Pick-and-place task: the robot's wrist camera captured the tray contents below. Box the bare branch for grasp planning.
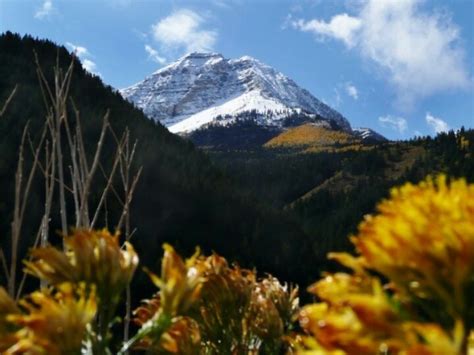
[34,52,55,107]
[115,166,142,233]
[77,110,109,227]
[98,162,124,206]
[0,85,18,117]
[16,223,44,300]
[9,122,48,296]
[9,123,28,296]
[91,134,126,229]
[0,249,9,282]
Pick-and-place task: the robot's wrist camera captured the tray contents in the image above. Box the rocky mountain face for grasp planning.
[121,52,352,134]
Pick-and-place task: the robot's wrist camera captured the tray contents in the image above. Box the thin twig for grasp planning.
[0,85,18,117]
[34,52,55,110]
[116,167,142,233]
[77,111,109,227]
[9,122,47,297]
[16,224,43,300]
[9,123,28,296]
[0,249,9,282]
[91,134,126,229]
[36,56,70,238]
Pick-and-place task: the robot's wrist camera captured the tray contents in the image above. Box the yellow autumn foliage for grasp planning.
[264,124,366,153]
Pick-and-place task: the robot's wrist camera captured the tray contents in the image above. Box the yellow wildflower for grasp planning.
[298,272,464,354]
[352,176,474,321]
[132,249,298,353]
[122,245,205,353]
[258,276,299,332]
[299,273,406,354]
[189,254,298,353]
[5,283,96,354]
[25,229,139,306]
[133,292,162,328]
[145,244,204,317]
[134,316,201,354]
[0,287,19,332]
[297,176,473,355]
[0,287,20,352]
[402,320,465,355]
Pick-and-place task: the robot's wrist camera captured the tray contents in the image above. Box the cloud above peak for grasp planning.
[378,115,408,134]
[426,113,449,133]
[66,42,99,75]
[145,45,166,64]
[151,9,217,53]
[35,0,55,20]
[292,13,361,47]
[345,82,359,100]
[291,0,470,109]
[66,42,89,57]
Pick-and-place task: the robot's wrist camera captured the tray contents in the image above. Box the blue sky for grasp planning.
[1,0,473,139]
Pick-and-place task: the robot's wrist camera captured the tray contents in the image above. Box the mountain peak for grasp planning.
[235,55,260,63]
[121,53,352,133]
[180,52,224,60]
[153,52,224,75]
[353,127,387,142]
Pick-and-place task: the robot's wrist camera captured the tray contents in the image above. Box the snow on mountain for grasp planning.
[121,52,352,133]
[353,127,387,142]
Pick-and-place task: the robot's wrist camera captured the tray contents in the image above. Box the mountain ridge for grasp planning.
[121,52,352,133]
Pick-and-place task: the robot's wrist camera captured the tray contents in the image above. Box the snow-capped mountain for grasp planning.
[353,127,387,142]
[121,52,352,134]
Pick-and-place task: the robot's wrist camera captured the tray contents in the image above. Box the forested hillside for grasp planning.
[206,129,474,272]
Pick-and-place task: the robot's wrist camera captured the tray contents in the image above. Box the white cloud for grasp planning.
[151,9,217,53]
[82,59,97,73]
[66,42,98,75]
[291,0,470,108]
[35,0,54,20]
[292,13,362,47]
[378,115,408,134]
[345,82,359,100]
[66,42,89,57]
[426,112,449,133]
[145,45,166,64]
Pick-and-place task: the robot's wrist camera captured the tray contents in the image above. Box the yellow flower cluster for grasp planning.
[125,244,205,353]
[23,229,139,352]
[298,270,465,354]
[298,176,474,354]
[0,288,20,352]
[25,229,139,304]
[145,244,204,318]
[2,283,96,354]
[129,245,299,354]
[354,176,474,319]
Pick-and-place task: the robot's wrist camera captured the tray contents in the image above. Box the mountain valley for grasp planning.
[1,33,473,296]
